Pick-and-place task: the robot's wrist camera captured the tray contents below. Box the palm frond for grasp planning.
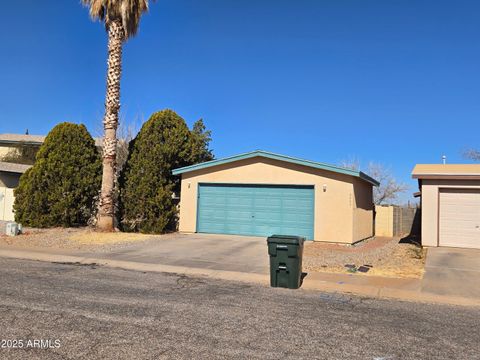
[81,0,151,39]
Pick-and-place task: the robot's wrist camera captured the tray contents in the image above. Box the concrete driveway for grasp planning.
[85,233,270,274]
[422,247,480,299]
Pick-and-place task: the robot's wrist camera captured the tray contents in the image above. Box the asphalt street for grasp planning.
[0,257,478,360]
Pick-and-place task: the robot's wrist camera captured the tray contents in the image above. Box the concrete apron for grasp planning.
[422,247,480,300]
[0,247,478,308]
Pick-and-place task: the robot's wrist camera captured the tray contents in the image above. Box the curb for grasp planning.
[0,248,269,285]
[0,248,478,307]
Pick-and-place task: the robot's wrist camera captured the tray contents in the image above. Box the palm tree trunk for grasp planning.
[97,19,124,231]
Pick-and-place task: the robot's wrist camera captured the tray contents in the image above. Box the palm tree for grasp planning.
[82,0,151,231]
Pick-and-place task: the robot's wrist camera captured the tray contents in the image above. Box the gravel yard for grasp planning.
[303,236,426,279]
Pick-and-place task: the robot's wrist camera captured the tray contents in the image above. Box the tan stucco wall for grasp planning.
[374,206,394,237]
[351,178,374,242]
[421,179,480,247]
[0,146,14,159]
[177,157,374,243]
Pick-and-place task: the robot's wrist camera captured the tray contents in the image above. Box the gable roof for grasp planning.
[172,150,379,186]
[0,134,46,145]
[412,164,480,179]
[0,133,103,148]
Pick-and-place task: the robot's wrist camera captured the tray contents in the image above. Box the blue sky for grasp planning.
[1,0,479,202]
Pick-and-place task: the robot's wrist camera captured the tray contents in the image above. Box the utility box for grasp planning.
[5,222,19,236]
[267,235,305,289]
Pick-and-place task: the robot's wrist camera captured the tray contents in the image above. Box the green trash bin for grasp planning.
[267,235,305,289]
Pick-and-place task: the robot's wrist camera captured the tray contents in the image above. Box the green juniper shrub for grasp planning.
[13,123,102,227]
[119,109,214,233]
[190,118,214,164]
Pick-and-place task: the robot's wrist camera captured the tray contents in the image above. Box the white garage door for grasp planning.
[439,189,480,249]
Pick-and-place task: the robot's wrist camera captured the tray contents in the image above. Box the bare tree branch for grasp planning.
[463,148,480,161]
[339,156,361,171]
[115,120,138,174]
[366,162,409,205]
[340,158,409,205]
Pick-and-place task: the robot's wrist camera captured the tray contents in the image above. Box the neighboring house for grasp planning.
[0,133,45,161]
[172,150,379,243]
[0,134,45,222]
[0,133,103,159]
[0,162,31,221]
[412,164,480,249]
[0,133,103,222]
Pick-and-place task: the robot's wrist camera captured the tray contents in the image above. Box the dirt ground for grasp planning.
[303,236,426,279]
[0,226,157,251]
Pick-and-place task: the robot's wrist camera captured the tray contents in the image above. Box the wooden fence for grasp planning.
[375,205,420,238]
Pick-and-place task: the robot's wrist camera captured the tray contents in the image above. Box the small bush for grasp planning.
[119,109,213,233]
[14,123,102,227]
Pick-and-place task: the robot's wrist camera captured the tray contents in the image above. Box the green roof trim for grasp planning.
[172,150,380,186]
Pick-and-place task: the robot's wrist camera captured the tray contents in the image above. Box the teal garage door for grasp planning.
[197,184,314,239]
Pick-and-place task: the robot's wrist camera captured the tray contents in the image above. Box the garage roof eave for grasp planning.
[412,174,480,180]
[359,172,380,187]
[172,150,380,186]
[412,164,480,179]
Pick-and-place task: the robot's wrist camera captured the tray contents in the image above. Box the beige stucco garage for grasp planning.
[412,164,480,249]
[173,151,379,244]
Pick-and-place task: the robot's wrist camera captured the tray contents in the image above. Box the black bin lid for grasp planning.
[267,235,305,245]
